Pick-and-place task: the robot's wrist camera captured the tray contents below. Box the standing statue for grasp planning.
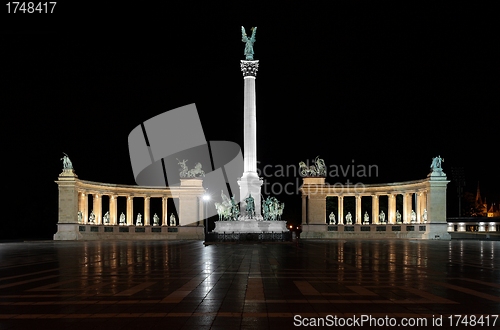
[153,213,159,226]
[88,211,96,224]
[245,194,255,219]
[77,211,83,223]
[329,212,336,225]
[410,210,417,223]
[363,211,370,224]
[379,210,386,224]
[170,213,176,226]
[396,210,402,224]
[230,196,240,221]
[136,213,142,226]
[345,212,353,225]
[177,159,189,178]
[119,212,126,225]
[430,155,444,171]
[60,153,73,169]
[242,26,257,60]
[422,209,428,223]
[103,211,110,224]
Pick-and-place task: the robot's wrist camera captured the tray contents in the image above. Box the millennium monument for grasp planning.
[213,26,287,234]
[53,28,471,241]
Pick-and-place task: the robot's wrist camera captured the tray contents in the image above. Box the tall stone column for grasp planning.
[338,196,344,225]
[162,197,168,226]
[416,192,421,223]
[110,195,117,225]
[372,195,379,224]
[144,196,150,226]
[93,194,102,225]
[355,195,362,224]
[126,196,134,226]
[388,194,396,224]
[238,60,263,219]
[402,193,410,223]
[78,192,87,224]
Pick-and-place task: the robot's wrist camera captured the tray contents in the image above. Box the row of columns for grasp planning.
[303,191,428,225]
[78,192,172,226]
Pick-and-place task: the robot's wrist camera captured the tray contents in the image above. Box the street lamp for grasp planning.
[203,192,210,236]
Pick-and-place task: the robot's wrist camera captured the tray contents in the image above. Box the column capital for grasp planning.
[240,60,259,77]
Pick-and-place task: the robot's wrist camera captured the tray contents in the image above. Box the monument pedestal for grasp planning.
[214,220,287,233]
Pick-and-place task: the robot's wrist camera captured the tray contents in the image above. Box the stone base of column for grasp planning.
[54,223,83,240]
[421,223,451,240]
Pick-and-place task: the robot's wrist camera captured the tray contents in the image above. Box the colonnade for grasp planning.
[300,176,448,226]
[55,168,206,235]
[77,192,176,226]
[315,191,428,225]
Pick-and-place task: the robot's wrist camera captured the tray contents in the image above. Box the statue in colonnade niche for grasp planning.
[136,213,142,226]
[88,211,95,224]
[396,210,402,224]
[411,210,417,223]
[422,209,428,223]
[153,213,159,226]
[345,212,353,225]
[119,212,126,225]
[363,211,370,224]
[379,210,386,224]
[329,212,336,225]
[77,211,82,223]
[170,213,176,226]
[103,211,110,224]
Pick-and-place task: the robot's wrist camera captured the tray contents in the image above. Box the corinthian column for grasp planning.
[238,60,263,219]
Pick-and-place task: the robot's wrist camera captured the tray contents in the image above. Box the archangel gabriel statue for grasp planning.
[241,26,257,60]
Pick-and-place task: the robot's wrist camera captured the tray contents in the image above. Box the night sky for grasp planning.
[2,3,498,239]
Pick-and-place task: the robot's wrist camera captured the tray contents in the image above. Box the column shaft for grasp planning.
[144,197,150,226]
[388,194,396,224]
[93,194,102,225]
[355,195,362,224]
[110,195,117,225]
[162,197,168,226]
[338,196,344,225]
[126,196,133,225]
[372,195,379,224]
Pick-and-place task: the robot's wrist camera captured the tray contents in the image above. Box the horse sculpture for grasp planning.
[299,156,326,177]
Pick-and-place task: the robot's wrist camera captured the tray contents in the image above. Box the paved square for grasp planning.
[0,239,498,329]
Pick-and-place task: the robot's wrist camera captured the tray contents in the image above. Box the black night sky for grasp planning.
[2,3,498,239]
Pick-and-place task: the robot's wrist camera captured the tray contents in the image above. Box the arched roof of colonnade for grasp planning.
[74,179,205,198]
[300,178,431,196]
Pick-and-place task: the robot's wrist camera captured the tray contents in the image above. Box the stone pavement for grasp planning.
[0,239,498,329]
